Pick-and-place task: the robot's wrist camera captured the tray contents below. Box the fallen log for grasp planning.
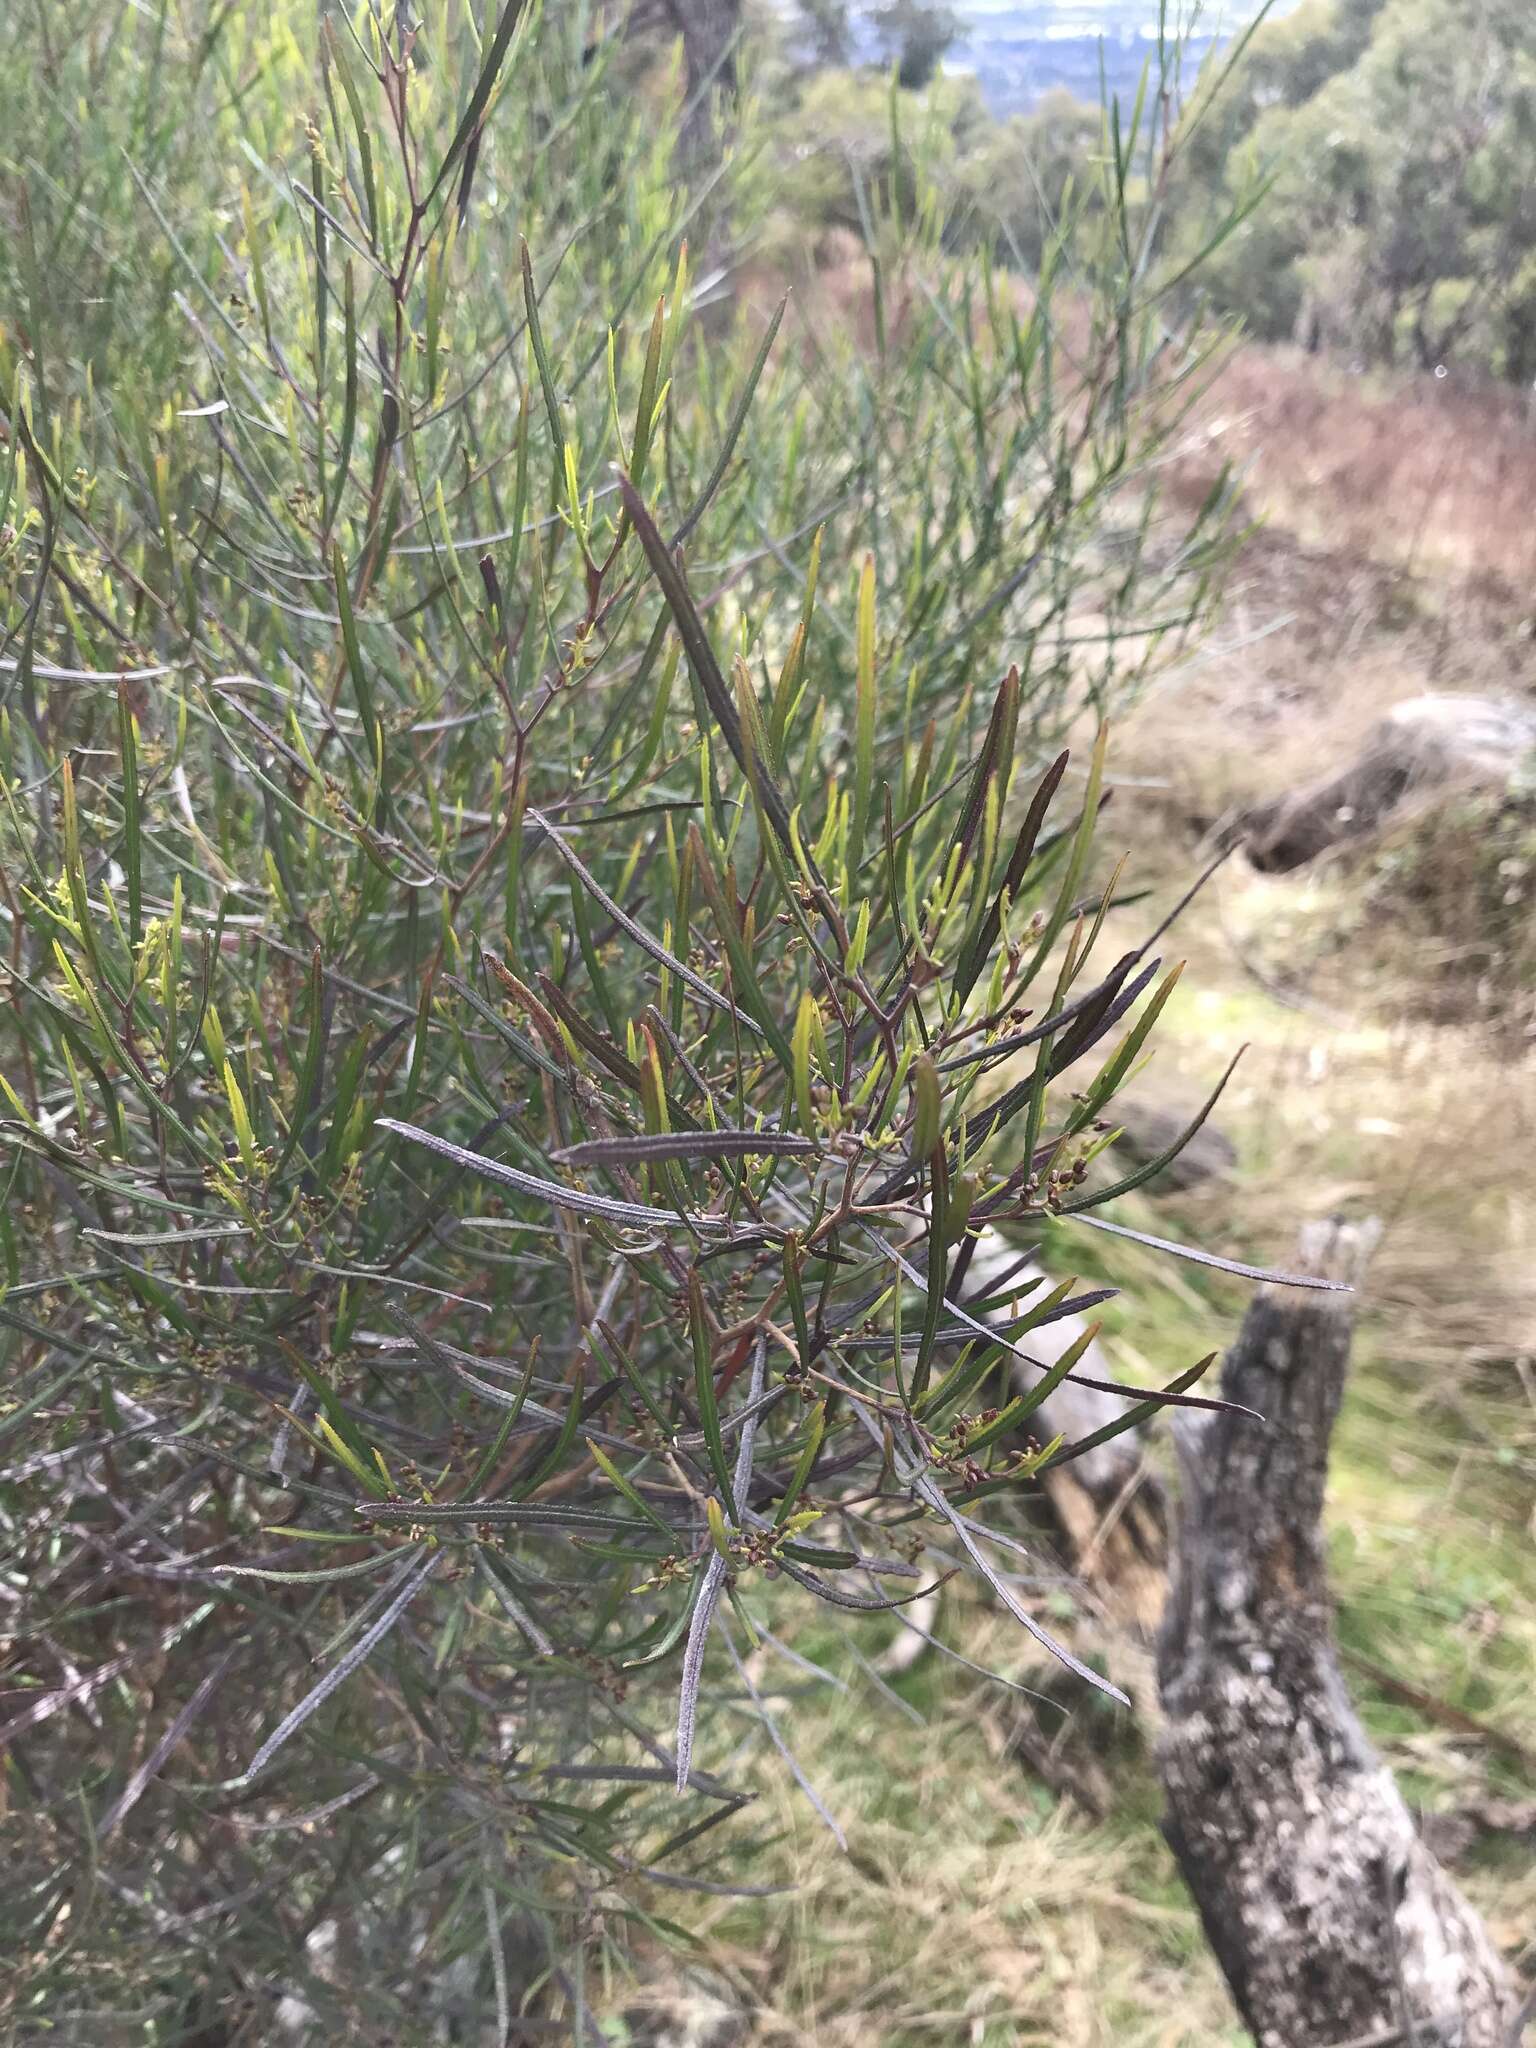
[1157,1218,1519,2047]
[1113,1097,1237,1194]
[1238,694,1536,874]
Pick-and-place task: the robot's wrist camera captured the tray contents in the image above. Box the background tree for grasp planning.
[873,0,962,91]
[623,0,743,161]
[957,89,1107,270]
[1167,0,1536,380]
[792,0,855,70]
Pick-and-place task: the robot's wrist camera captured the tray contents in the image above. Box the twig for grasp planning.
[1341,1648,1536,1778]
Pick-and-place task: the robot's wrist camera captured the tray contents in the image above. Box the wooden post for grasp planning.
[1157,1220,1517,2046]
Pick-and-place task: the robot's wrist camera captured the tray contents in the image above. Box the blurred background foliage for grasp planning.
[772,0,1536,384]
[1162,0,1536,379]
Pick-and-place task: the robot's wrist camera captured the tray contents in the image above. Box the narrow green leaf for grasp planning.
[117,684,142,949]
[622,481,800,865]
[772,1401,826,1527]
[588,1441,677,1539]
[1061,1050,1243,1211]
[687,1271,736,1520]
[426,0,529,210]
[848,554,877,877]
[1046,1355,1219,1470]
[521,238,564,471]
[672,295,786,549]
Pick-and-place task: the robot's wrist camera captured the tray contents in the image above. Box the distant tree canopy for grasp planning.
[956,89,1107,269]
[1167,0,1536,382]
[873,0,962,90]
[762,63,1103,276]
[764,0,1536,385]
[791,0,856,70]
[763,6,1104,265]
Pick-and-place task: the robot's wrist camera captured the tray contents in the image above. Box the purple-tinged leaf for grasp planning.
[1065,1212,1352,1290]
[378,1118,748,1236]
[240,1552,439,1783]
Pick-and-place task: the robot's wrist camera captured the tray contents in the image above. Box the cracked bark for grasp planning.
[1157,1219,1517,2048]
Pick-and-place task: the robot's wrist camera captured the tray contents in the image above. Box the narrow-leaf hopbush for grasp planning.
[0,3,1284,2034]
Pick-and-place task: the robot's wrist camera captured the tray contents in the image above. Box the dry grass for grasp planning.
[1091,884,1536,1375]
[1123,342,1536,1035]
[612,1592,1244,2048]
[1165,342,1536,595]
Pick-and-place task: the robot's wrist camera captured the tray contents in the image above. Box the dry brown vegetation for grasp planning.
[1115,334,1536,1440]
[1166,341,1536,595]
[1126,337,1536,1033]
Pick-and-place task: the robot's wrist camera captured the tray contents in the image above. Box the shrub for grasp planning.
[1344,782,1536,1033]
[1,4,1247,2035]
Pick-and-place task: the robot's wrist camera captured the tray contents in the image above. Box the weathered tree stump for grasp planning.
[1157,1219,1519,2048]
